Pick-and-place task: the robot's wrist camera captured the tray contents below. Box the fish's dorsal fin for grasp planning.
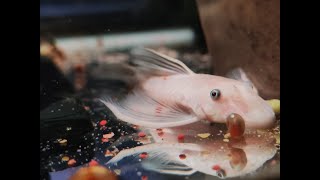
[130,48,195,76]
[225,67,259,94]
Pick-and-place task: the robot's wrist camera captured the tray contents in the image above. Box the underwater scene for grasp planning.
[40,0,280,179]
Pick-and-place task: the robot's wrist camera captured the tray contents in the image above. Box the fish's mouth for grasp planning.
[226,113,246,138]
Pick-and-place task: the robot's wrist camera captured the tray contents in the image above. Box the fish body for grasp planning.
[101,48,275,129]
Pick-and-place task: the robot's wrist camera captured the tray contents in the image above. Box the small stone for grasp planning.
[61,156,69,162]
[226,113,245,138]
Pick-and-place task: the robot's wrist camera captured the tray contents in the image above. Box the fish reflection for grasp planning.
[228,148,247,171]
[107,121,277,178]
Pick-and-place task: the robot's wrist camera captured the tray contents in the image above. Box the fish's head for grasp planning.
[199,77,275,129]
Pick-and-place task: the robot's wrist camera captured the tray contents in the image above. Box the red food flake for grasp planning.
[89,160,99,166]
[141,175,148,180]
[212,165,221,171]
[177,134,185,142]
[99,120,107,126]
[179,154,186,159]
[102,138,109,142]
[67,159,76,166]
[138,132,146,138]
[139,152,148,159]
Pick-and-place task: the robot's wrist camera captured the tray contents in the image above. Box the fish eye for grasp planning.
[210,89,221,100]
[217,169,226,178]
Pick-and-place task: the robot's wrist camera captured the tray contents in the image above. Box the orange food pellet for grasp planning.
[100,120,107,126]
[68,159,77,166]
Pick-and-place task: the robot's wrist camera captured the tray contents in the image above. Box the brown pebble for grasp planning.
[226,113,245,138]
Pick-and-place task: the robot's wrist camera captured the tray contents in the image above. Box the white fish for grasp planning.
[100,48,275,129]
[107,121,277,178]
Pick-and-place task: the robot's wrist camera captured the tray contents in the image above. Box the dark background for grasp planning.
[40,0,207,50]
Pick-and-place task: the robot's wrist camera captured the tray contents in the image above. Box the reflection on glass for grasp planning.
[106,121,277,179]
[228,147,247,171]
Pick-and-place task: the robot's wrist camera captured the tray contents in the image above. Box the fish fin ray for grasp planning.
[130,48,195,76]
[225,67,258,94]
[100,88,199,128]
[107,143,201,175]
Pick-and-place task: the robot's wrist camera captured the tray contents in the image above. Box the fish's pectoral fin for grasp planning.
[130,48,195,76]
[107,143,201,176]
[141,151,196,176]
[142,162,197,176]
[100,88,199,128]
